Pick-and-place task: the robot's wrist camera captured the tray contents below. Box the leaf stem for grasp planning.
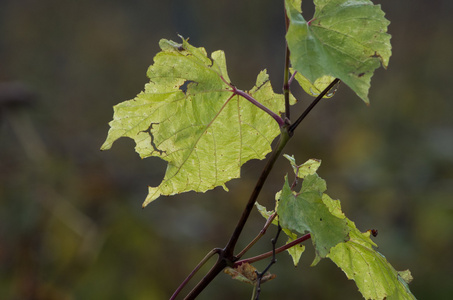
[224,129,290,257]
[233,88,285,127]
[183,254,228,300]
[288,70,297,86]
[254,225,282,299]
[288,78,340,135]
[234,233,311,267]
[219,75,285,127]
[235,213,277,260]
[183,129,291,299]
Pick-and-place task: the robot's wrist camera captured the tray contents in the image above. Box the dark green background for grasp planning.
[1,0,452,299]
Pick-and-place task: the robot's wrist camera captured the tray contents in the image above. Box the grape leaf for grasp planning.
[284,230,306,267]
[327,218,416,299]
[278,155,350,263]
[256,156,326,266]
[283,154,321,178]
[285,0,391,103]
[255,202,277,224]
[277,174,350,263]
[258,155,415,298]
[101,37,290,206]
[274,155,415,298]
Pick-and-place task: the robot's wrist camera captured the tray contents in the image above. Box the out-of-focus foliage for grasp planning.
[1,0,452,299]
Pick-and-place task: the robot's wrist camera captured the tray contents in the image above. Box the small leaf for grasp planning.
[255,202,274,220]
[283,154,321,178]
[255,202,278,225]
[285,0,391,103]
[101,37,290,206]
[284,230,306,266]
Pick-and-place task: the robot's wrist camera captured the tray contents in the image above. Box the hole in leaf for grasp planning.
[140,122,165,155]
[179,80,197,95]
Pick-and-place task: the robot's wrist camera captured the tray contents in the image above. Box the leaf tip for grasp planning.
[221,183,229,192]
[310,254,322,267]
[142,186,162,207]
[100,140,112,151]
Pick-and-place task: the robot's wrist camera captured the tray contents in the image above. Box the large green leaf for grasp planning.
[101,37,288,206]
[285,0,391,103]
[277,174,350,262]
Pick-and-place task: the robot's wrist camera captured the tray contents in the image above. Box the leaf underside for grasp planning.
[285,0,392,103]
[101,37,290,206]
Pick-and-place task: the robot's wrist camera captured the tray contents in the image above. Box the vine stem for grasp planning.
[283,3,291,120]
[235,213,277,260]
[223,129,290,257]
[230,79,339,260]
[289,78,340,134]
[178,5,338,294]
[183,129,291,299]
[254,224,282,299]
[180,79,339,299]
[170,248,221,300]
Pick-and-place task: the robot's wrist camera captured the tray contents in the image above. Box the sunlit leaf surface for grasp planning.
[328,219,416,299]
[102,37,288,206]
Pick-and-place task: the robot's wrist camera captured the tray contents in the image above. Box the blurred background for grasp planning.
[1,0,452,299]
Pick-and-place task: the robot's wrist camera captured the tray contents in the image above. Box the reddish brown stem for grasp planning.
[234,233,311,267]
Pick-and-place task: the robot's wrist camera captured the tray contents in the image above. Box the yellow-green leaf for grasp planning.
[328,220,416,299]
[101,37,290,206]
